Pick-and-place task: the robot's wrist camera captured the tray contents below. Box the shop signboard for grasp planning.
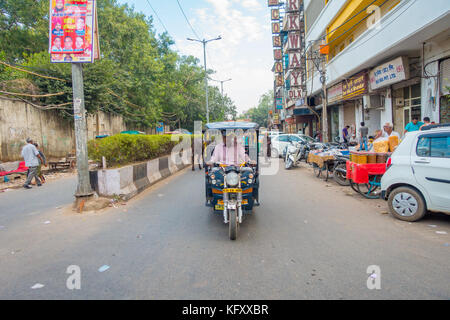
[271,9,280,20]
[276,98,283,110]
[286,0,300,12]
[369,56,410,91]
[286,33,301,51]
[327,82,343,104]
[288,88,303,100]
[273,49,282,60]
[273,35,282,47]
[268,0,280,6]
[288,52,302,69]
[272,22,280,34]
[283,14,300,31]
[342,72,368,100]
[274,61,283,74]
[49,0,98,63]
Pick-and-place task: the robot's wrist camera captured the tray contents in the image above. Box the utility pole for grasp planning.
[320,57,329,143]
[72,63,93,204]
[187,36,222,123]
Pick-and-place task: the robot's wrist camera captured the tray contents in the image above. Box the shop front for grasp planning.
[369,56,413,134]
[342,71,368,136]
[327,82,344,142]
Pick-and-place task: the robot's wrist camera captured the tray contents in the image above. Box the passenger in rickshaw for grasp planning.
[207,130,259,205]
[209,131,252,166]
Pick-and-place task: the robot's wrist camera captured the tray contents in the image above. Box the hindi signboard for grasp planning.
[369,56,409,91]
[342,73,368,100]
[49,0,98,63]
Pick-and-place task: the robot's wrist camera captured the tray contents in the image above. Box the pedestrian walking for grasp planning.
[342,126,350,143]
[34,143,47,183]
[21,138,44,189]
[191,135,203,171]
[359,122,369,151]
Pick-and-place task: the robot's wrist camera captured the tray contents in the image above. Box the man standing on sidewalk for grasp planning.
[21,138,44,189]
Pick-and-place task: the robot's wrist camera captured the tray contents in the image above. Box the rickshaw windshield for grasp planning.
[203,122,259,167]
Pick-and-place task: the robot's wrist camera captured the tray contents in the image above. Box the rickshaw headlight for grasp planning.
[212,180,217,185]
[248,179,253,184]
[249,173,254,179]
[225,172,239,187]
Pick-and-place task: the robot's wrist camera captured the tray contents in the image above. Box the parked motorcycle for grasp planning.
[332,154,350,186]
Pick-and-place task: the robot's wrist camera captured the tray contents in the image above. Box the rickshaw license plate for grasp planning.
[215,205,224,210]
[223,188,242,193]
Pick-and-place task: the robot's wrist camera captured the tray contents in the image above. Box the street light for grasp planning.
[210,78,232,97]
[187,36,222,123]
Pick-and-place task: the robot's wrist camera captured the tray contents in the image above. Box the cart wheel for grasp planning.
[356,175,382,199]
[229,208,238,240]
[350,180,360,193]
[313,163,322,178]
[333,163,350,186]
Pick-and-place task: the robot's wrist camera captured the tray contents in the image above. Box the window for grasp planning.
[417,135,450,158]
[278,135,289,142]
[290,135,301,142]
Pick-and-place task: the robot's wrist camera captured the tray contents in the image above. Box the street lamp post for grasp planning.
[187,36,222,123]
[211,78,232,97]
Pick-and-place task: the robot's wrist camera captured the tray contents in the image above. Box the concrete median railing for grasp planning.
[89,153,190,200]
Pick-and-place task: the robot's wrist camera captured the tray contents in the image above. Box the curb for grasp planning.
[89,153,191,201]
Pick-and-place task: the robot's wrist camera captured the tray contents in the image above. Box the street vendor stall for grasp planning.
[308,149,348,182]
[346,151,391,198]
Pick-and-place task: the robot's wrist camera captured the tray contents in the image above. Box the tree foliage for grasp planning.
[0,0,236,131]
[240,90,273,127]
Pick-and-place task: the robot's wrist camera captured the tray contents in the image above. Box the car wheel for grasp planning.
[388,187,427,222]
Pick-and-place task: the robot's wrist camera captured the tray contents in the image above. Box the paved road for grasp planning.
[0,160,449,299]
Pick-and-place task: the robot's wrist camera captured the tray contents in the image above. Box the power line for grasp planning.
[145,0,170,35]
[144,0,180,51]
[176,0,201,40]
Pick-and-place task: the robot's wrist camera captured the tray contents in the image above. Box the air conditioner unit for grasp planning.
[366,95,384,110]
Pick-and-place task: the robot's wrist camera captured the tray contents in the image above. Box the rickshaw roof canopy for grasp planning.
[205,121,259,130]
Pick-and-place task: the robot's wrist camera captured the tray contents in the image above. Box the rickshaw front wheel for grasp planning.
[229,209,239,240]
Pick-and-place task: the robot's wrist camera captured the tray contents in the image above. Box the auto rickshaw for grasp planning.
[203,122,260,240]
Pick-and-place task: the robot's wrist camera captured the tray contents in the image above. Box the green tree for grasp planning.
[241,90,273,127]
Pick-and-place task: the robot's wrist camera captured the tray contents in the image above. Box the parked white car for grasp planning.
[381,124,450,222]
[271,134,314,158]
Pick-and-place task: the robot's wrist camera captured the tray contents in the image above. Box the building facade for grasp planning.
[302,0,450,141]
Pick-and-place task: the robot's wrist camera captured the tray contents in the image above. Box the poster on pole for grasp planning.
[49,0,98,63]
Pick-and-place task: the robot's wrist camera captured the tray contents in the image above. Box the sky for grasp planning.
[116,0,274,114]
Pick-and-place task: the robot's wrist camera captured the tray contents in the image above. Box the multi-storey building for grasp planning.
[302,0,450,141]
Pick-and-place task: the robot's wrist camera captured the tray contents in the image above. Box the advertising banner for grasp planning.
[49,0,97,63]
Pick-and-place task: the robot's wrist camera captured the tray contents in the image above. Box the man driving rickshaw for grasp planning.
[203,122,260,240]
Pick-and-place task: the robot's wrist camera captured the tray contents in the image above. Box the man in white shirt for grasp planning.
[21,138,44,189]
[382,122,400,139]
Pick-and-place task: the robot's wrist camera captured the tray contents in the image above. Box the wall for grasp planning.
[0,97,126,162]
[422,30,450,123]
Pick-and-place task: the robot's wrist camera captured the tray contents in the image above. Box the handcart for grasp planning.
[346,161,386,199]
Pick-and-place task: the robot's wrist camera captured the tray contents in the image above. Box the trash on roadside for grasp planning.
[158,194,164,197]
[380,211,389,215]
[44,221,51,224]
[436,231,448,235]
[137,235,142,239]
[444,243,449,247]
[428,225,437,228]
[0,226,5,230]
[98,265,110,272]
[31,283,45,289]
